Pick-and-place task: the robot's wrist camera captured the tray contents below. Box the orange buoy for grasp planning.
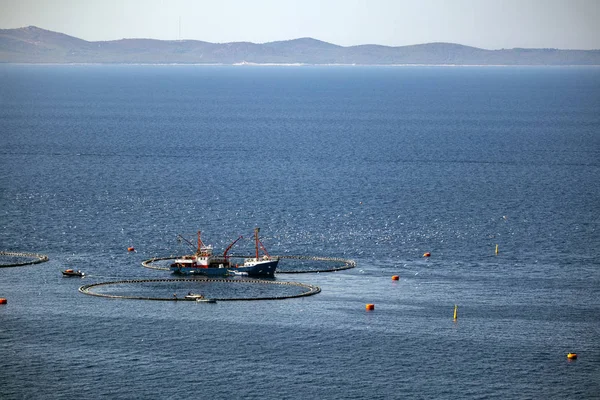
[567,353,577,360]
[366,303,375,311]
[423,252,431,257]
[0,298,7,305]
[391,275,399,281]
[127,247,135,252]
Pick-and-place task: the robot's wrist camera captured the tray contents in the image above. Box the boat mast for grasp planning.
[254,227,260,260]
[196,231,205,255]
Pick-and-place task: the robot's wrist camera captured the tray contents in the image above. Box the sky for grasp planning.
[1,0,599,50]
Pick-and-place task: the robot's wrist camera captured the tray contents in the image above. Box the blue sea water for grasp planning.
[1,64,599,399]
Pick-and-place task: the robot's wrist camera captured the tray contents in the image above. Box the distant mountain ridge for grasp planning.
[1,26,599,65]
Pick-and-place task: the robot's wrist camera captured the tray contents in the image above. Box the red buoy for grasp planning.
[392,275,399,281]
[423,252,431,257]
[127,247,135,252]
[0,298,7,305]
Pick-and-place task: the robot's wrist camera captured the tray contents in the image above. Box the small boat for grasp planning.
[196,298,217,303]
[183,293,216,303]
[62,269,84,277]
[170,228,278,277]
[184,292,205,300]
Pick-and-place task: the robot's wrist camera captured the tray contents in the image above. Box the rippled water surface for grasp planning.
[1,65,599,399]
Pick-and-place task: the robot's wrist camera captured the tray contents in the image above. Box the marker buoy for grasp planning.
[495,244,499,255]
[453,304,458,321]
[127,247,135,252]
[423,252,431,257]
[391,275,399,281]
[0,298,7,305]
[567,353,577,360]
[366,303,375,311]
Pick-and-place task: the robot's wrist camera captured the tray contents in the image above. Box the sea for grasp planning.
[1,64,599,399]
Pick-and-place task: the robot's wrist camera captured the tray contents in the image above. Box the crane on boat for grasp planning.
[223,235,243,259]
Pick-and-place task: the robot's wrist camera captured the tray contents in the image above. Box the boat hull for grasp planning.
[232,259,278,277]
[62,269,84,277]
[170,265,230,276]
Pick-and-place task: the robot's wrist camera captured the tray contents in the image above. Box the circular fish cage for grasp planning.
[142,255,355,273]
[0,251,49,268]
[79,278,321,301]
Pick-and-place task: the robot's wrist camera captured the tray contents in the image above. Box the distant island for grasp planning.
[1,26,599,65]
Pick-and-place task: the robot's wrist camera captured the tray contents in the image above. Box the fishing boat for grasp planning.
[170,228,278,277]
[230,228,279,277]
[170,231,235,276]
[62,269,84,277]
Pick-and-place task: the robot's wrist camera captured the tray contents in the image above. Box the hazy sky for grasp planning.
[1,0,599,49]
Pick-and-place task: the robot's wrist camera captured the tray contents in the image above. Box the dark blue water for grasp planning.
[1,65,599,399]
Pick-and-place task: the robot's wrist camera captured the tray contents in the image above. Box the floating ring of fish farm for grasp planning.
[0,251,49,268]
[79,278,321,301]
[141,255,356,273]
